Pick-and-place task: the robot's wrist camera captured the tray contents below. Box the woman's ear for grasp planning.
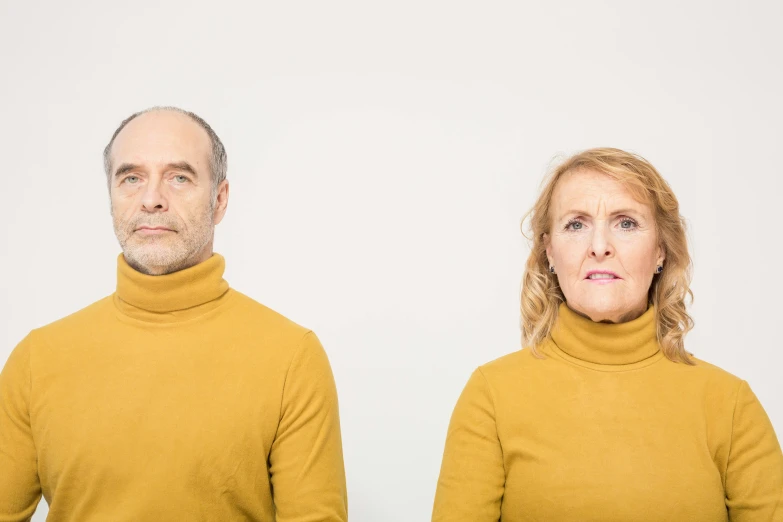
[544,233,553,267]
[656,243,666,267]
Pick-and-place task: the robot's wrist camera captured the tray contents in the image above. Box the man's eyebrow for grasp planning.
[113,162,199,178]
[114,163,141,178]
[165,162,199,177]
[557,208,644,220]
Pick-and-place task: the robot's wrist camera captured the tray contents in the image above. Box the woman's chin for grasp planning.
[566,298,634,323]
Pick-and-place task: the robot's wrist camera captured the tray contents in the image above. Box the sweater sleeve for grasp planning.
[0,334,42,522]
[725,380,783,521]
[269,331,348,522]
[432,368,505,522]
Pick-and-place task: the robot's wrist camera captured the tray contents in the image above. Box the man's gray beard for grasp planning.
[112,203,215,276]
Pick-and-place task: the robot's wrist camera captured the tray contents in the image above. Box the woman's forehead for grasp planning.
[552,169,651,216]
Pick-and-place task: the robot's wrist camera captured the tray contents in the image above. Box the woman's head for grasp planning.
[521,148,694,363]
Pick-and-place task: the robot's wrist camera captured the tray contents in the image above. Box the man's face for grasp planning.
[108,110,227,275]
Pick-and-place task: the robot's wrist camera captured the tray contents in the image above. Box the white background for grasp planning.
[1,1,781,520]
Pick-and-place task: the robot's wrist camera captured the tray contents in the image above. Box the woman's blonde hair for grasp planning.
[520,147,695,364]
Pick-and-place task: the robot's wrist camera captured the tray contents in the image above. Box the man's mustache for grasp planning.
[128,216,180,231]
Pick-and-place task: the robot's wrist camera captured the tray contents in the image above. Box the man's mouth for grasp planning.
[135,226,175,235]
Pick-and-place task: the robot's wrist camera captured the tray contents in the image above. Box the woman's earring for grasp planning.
[549,266,555,274]
[655,265,663,274]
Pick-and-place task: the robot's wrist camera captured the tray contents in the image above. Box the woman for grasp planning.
[432,148,783,521]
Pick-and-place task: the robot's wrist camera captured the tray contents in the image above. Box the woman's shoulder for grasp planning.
[475,348,746,395]
[475,346,546,383]
[660,355,749,402]
[666,354,744,384]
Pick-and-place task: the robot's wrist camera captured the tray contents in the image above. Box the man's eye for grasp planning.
[174,175,188,183]
[124,176,139,184]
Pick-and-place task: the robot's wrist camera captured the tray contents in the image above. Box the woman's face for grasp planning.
[544,169,665,323]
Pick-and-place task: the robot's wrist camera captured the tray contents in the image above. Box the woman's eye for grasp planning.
[566,220,583,231]
[620,219,638,230]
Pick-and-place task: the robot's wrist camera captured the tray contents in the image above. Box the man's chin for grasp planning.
[122,244,187,275]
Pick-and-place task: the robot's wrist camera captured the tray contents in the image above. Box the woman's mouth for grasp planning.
[585,271,621,283]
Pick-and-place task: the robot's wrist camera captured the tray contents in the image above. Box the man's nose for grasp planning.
[140,179,168,212]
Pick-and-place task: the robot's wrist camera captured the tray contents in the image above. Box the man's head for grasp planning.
[104,107,229,275]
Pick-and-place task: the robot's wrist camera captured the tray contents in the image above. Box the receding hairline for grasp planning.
[102,106,228,197]
[104,108,213,173]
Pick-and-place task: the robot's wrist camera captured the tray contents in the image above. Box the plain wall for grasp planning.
[1,1,781,520]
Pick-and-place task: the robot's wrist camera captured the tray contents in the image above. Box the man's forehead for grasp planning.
[111,110,211,162]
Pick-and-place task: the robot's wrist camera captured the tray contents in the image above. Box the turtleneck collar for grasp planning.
[113,253,232,323]
[548,302,661,367]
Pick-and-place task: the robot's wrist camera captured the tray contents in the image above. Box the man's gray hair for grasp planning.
[103,106,228,197]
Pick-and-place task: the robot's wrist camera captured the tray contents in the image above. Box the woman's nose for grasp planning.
[589,225,614,260]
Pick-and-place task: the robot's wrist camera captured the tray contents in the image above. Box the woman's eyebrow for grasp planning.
[557,208,644,220]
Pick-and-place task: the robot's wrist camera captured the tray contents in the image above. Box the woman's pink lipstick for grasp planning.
[585,270,621,284]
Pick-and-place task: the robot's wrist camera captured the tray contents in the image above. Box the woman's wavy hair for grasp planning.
[520,147,695,364]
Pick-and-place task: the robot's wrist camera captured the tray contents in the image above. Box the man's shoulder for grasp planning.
[227,290,313,342]
[11,296,115,356]
[33,295,115,337]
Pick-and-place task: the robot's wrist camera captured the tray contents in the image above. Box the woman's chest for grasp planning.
[496,379,729,521]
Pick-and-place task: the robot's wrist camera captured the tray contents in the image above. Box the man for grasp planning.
[0,107,348,521]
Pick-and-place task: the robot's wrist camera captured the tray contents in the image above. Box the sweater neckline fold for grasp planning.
[548,302,662,368]
[113,253,231,323]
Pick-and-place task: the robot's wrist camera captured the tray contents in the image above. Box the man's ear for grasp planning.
[213,179,230,225]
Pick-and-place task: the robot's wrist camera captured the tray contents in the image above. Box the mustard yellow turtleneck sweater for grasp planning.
[432,303,783,521]
[0,254,348,522]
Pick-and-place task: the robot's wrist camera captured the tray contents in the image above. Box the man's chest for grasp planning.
[30,339,285,503]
